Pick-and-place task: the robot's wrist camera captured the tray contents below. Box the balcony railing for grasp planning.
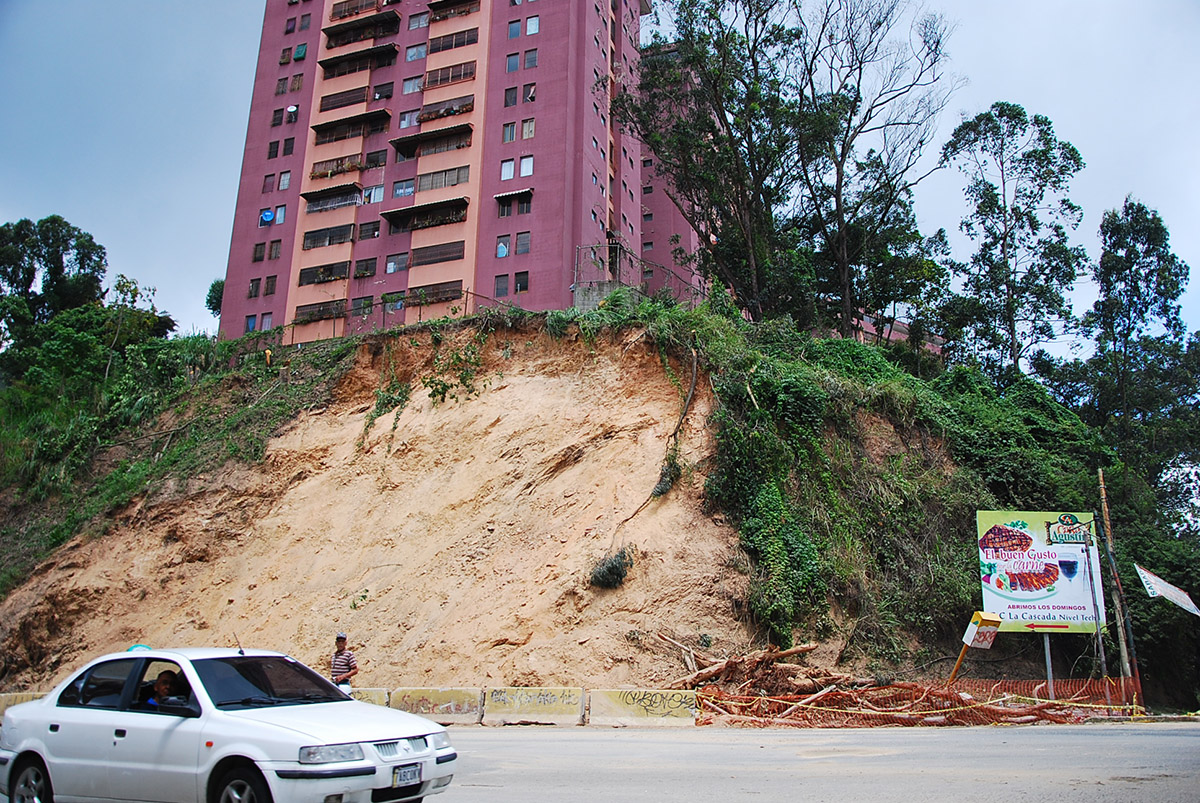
[310,154,364,179]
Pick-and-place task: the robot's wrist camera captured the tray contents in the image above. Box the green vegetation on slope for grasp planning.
[1,292,1196,707]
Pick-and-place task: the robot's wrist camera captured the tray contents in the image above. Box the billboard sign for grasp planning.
[977,511,1107,634]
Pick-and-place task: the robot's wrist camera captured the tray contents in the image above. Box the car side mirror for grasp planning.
[158,696,201,718]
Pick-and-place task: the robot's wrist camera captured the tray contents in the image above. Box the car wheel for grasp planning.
[11,758,54,803]
[215,767,273,803]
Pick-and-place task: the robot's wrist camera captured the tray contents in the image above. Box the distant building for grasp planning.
[220,0,702,344]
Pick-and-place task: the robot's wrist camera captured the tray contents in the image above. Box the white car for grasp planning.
[0,647,456,803]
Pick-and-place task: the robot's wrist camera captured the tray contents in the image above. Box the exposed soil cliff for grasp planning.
[0,327,761,691]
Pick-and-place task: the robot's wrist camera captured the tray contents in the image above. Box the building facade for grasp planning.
[220,0,700,344]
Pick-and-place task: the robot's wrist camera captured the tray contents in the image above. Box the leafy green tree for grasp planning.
[0,216,107,347]
[793,0,957,337]
[611,0,813,321]
[206,278,225,317]
[1087,197,1189,440]
[940,102,1087,377]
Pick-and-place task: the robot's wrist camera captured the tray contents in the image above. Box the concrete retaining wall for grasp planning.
[0,687,699,727]
[0,692,45,719]
[482,687,585,726]
[589,689,698,727]
[391,688,484,725]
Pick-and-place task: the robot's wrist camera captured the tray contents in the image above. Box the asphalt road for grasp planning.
[445,722,1200,803]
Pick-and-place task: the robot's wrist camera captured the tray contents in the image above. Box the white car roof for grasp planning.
[89,647,290,663]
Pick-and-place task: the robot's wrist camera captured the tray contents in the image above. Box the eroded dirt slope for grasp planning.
[0,327,755,691]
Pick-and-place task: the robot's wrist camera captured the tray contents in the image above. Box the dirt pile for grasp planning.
[0,327,758,691]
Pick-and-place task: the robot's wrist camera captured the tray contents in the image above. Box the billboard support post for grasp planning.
[1043,633,1055,700]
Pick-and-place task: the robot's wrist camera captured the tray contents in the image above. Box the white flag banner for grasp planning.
[1134,564,1200,618]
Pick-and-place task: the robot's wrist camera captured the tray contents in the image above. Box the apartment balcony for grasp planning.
[380,197,469,232]
[428,0,480,23]
[312,109,391,146]
[323,8,401,50]
[389,122,472,160]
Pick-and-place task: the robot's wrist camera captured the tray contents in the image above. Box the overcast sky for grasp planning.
[0,0,1196,344]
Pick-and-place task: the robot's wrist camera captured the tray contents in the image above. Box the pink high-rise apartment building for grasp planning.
[220,0,700,344]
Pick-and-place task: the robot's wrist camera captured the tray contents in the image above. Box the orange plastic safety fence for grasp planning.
[696,678,1143,728]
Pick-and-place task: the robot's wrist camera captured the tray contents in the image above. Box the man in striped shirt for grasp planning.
[331,632,358,692]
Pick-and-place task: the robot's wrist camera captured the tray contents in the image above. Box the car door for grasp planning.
[40,657,140,801]
[105,660,206,803]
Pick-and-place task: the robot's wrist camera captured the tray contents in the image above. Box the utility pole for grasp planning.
[1097,469,1143,705]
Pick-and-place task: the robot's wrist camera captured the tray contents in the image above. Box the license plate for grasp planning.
[393,763,421,786]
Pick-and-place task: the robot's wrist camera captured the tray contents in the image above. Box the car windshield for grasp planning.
[191,655,350,710]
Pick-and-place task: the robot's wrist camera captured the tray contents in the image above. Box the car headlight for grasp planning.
[428,731,452,750]
[299,743,364,764]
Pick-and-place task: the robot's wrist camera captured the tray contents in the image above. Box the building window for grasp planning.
[524,49,538,68]
[258,208,272,227]
[293,43,307,60]
[424,61,477,88]
[275,78,288,95]
[526,16,539,34]
[374,82,394,100]
[252,243,266,262]
[409,11,429,29]
[278,171,291,190]
[261,312,273,329]
[508,20,520,38]
[362,184,384,204]
[352,296,374,316]
[416,165,469,192]
[359,221,380,239]
[514,271,529,293]
[496,234,511,258]
[502,122,516,143]
[399,109,420,128]
[249,277,262,297]
[393,179,414,197]
[643,158,653,168]
[643,185,653,194]
[268,241,282,260]
[517,195,532,214]
[355,257,377,277]
[283,138,295,155]
[302,224,355,250]
[429,27,479,53]
[504,87,517,107]
[506,53,519,72]
[519,155,533,177]
[245,315,257,333]
[498,198,513,217]
[500,159,515,180]
[406,43,426,61]
[285,105,299,123]
[411,240,465,266]
[386,252,409,273]
[403,76,423,94]
[365,150,387,168]
[285,17,296,33]
[300,13,311,30]
[274,205,286,225]
[521,118,535,139]
[271,108,284,127]
[265,275,277,295]
[522,83,536,102]
[643,212,653,222]
[262,174,275,193]
[280,47,292,64]
[515,231,530,254]
[494,274,509,297]
[291,73,304,92]
[643,241,654,251]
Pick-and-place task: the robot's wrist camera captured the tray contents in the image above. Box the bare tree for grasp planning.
[791,0,959,336]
